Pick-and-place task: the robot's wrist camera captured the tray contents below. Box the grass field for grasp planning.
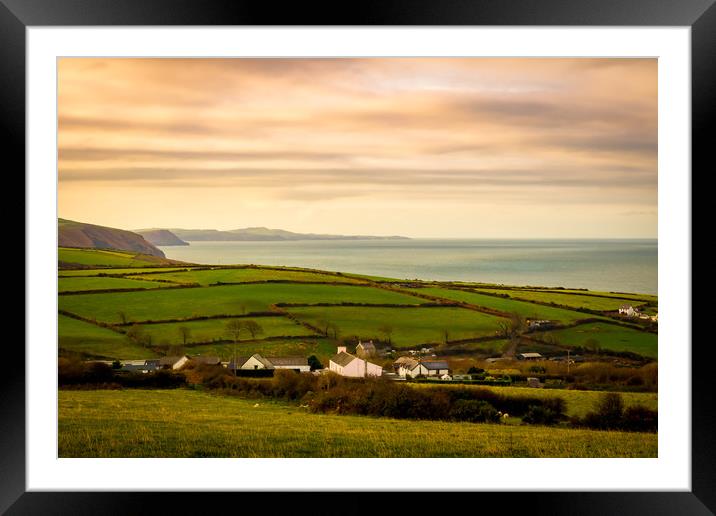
[58,314,159,359]
[185,338,336,363]
[472,288,645,311]
[128,267,366,285]
[139,316,318,345]
[59,276,169,292]
[534,322,658,358]
[59,248,169,268]
[406,287,598,323]
[58,283,427,324]
[413,384,657,418]
[59,267,195,277]
[58,389,657,457]
[541,289,658,303]
[287,306,506,347]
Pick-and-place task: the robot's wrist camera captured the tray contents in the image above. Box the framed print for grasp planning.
[5,0,711,513]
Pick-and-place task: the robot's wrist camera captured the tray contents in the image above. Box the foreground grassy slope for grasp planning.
[58,315,159,359]
[58,389,657,458]
[287,306,504,347]
[59,283,427,324]
[59,247,178,268]
[59,267,194,277]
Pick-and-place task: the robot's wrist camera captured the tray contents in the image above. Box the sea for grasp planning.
[158,238,657,295]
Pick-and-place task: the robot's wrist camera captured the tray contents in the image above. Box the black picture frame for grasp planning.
[5,0,709,513]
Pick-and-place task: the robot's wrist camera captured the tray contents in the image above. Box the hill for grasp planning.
[168,227,410,242]
[59,219,166,257]
[134,229,189,246]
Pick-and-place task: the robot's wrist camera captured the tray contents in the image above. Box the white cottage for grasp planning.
[329,347,382,377]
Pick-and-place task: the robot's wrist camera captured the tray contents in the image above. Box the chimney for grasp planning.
[337,346,347,354]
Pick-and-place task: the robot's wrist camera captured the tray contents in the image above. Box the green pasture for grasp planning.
[58,283,427,324]
[185,338,336,363]
[286,306,506,347]
[405,287,597,324]
[58,389,657,458]
[139,316,317,345]
[59,267,195,277]
[58,314,158,359]
[59,247,163,268]
[128,267,366,285]
[472,289,645,311]
[534,322,658,358]
[59,276,169,292]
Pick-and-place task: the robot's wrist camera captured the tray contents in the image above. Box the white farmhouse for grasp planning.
[329,346,383,377]
[393,357,450,378]
[619,304,638,317]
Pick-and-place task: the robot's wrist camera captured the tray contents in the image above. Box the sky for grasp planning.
[58,58,657,238]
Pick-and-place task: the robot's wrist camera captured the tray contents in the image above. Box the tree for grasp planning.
[225,320,244,377]
[126,324,146,345]
[441,328,450,344]
[307,355,324,371]
[378,324,393,345]
[178,326,191,346]
[243,320,264,339]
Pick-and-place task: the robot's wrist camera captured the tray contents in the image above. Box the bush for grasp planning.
[522,404,560,425]
[449,399,500,423]
[621,405,658,432]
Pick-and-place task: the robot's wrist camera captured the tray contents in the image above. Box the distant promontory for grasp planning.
[155,227,410,242]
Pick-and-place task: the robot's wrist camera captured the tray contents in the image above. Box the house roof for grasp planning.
[421,360,450,370]
[250,353,275,368]
[228,357,250,369]
[620,304,634,309]
[266,357,308,367]
[193,356,221,365]
[330,351,357,367]
[519,352,543,358]
[144,359,160,367]
[394,356,418,366]
[159,355,188,366]
[357,341,376,350]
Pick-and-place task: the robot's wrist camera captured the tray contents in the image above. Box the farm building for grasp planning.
[158,355,190,370]
[356,340,377,358]
[619,304,638,317]
[192,356,221,366]
[393,357,450,378]
[517,352,543,361]
[227,354,310,372]
[528,319,554,331]
[329,346,383,377]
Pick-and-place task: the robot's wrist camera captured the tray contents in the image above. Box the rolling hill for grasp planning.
[134,229,189,246]
[167,227,410,241]
[58,218,166,257]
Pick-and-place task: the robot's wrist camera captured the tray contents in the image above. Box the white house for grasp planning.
[619,304,638,317]
[518,352,543,361]
[356,340,377,358]
[329,346,383,377]
[394,357,450,378]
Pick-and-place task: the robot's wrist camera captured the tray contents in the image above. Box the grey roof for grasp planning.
[193,356,221,365]
[421,360,450,370]
[620,304,634,309]
[266,357,308,367]
[121,364,154,372]
[394,356,418,366]
[330,351,357,367]
[357,341,376,350]
[144,359,160,367]
[228,356,250,370]
[250,353,275,368]
[519,352,543,358]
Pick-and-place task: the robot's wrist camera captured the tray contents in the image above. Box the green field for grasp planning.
[58,283,427,324]
[58,314,158,359]
[59,276,169,292]
[128,267,366,285]
[406,287,597,323]
[541,289,658,303]
[287,306,506,347]
[58,389,657,457]
[472,288,645,311]
[414,384,657,418]
[139,316,317,345]
[185,338,336,363]
[59,247,170,268]
[59,267,195,277]
[534,322,658,358]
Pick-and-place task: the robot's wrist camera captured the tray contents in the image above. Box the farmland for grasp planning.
[58,389,658,458]
[58,283,427,324]
[59,314,159,359]
[404,286,598,323]
[532,322,659,358]
[59,276,168,292]
[471,288,646,311]
[287,306,504,347]
[59,247,180,268]
[59,267,195,277]
[139,315,317,345]
[127,267,366,285]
